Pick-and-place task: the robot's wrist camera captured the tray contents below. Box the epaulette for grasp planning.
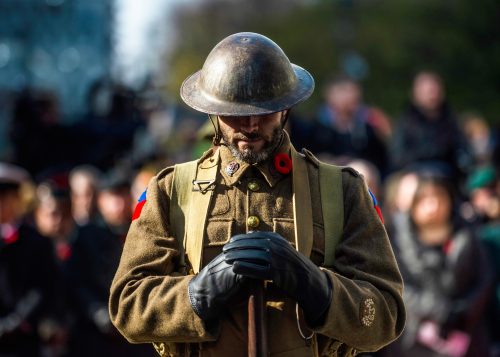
[155,166,175,181]
[301,148,320,168]
[341,166,361,178]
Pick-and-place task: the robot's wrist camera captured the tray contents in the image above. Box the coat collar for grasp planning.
[218,130,292,187]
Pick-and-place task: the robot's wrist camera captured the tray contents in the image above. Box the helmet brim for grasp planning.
[180,64,314,116]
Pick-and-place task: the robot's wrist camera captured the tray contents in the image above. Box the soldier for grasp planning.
[109,32,405,356]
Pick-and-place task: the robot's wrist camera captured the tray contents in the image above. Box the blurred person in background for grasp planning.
[68,165,101,226]
[382,169,420,238]
[0,163,65,356]
[461,112,496,167]
[466,166,499,225]
[313,75,392,176]
[466,166,500,355]
[32,179,77,356]
[390,71,471,178]
[130,165,157,203]
[66,168,154,356]
[34,180,75,264]
[385,174,492,357]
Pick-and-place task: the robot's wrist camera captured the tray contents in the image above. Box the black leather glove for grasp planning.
[223,231,332,326]
[188,252,247,321]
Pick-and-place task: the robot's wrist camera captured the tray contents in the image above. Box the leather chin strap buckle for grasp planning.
[192,179,216,193]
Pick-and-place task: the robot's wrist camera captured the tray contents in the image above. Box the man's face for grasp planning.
[471,187,500,219]
[35,197,72,239]
[412,74,444,114]
[327,82,361,118]
[98,187,132,227]
[218,112,284,164]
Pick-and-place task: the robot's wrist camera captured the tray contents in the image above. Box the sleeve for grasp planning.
[108,168,217,344]
[313,171,406,352]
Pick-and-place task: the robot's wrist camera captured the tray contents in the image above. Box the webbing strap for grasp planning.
[319,162,343,267]
[291,146,314,257]
[171,161,197,275]
[171,150,220,274]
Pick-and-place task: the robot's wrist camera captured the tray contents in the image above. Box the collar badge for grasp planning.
[225,162,240,177]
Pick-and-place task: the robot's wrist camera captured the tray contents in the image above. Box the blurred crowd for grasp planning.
[1,69,500,357]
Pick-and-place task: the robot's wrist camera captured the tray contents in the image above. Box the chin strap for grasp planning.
[209,114,222,146]
[281,109,290,128]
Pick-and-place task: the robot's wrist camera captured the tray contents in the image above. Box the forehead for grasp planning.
[100,187,130,197]
[415,182,449,200]
[414,74,442,89]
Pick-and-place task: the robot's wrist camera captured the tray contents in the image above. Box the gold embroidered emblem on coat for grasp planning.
[361,298,375,327]
[247,215,260,229]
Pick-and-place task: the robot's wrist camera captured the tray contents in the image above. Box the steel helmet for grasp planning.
[180,32,314,116]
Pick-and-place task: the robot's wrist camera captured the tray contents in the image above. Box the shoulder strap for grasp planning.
[291,147,344,264]
[170,160,198,275]
[319,162,343,267]
[290,145,314,257]
[170,150,220,274]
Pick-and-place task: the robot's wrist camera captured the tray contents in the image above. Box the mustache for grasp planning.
[233,132,262,140]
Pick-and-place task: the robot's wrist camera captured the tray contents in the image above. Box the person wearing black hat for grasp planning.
[110,33,405,356]
[0,163,63,356]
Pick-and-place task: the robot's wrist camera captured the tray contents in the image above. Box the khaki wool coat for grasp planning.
[109,133,406,356]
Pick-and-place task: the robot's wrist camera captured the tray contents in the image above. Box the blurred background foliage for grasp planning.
[165,0,500,121]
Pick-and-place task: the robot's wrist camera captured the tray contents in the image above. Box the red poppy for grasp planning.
[274,153,293,175]
[2,225,19,245]
[56,242,72,261]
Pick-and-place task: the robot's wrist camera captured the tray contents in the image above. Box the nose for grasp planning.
[241,116,260,132]
[423,197,439,214]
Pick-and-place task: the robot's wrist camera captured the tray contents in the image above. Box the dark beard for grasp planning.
[224,127,283,164]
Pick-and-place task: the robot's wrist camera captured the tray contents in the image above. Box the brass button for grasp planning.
[247,181,260,192]
[247,215,260,229]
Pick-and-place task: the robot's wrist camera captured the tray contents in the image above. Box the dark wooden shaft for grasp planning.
[248,281,267,357]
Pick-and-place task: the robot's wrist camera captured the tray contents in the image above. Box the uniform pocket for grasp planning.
[273,217,295,245]
[210,188,231,216]
[206,217,234,245]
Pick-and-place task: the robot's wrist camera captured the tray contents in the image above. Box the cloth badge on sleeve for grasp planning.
[132,190,147,221]
[368,190,384,224]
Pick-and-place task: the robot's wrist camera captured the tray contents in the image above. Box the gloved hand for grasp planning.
[188,252,247,321]
[223,231,332,326]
